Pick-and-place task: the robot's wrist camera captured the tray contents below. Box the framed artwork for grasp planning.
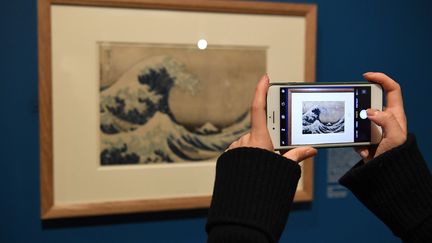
[38,0,317,219]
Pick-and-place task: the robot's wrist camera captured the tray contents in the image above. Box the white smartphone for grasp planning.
[267,82,383,149]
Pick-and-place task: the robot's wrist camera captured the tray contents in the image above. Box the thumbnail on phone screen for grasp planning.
[279,86,371,146]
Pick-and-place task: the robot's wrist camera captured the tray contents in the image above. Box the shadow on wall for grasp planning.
[42,208,209,229]
[41,202,312,229]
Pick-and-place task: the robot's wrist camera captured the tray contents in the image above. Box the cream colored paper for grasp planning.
[51,5,306,203]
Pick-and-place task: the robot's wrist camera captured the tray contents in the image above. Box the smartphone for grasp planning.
[267,82,383,149]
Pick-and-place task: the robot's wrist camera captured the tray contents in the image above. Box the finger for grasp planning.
[250,74,270,138]
[354,147,369,159]
[363,72,404,111]
[367,109,404,137]
[282,146,317,163]
[363,72,407,133]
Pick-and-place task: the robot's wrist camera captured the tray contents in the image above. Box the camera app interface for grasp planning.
[279,86,371,146]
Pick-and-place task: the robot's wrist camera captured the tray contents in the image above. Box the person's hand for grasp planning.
[355,72,408,162]
[227,74,317,163]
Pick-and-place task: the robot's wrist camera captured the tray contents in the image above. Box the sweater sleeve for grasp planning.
[206,147,301,243]
[339,134,432,242]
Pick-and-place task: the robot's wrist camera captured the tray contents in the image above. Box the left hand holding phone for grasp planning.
[227,74,317,163]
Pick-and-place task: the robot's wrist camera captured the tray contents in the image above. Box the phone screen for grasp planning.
[279,86,371,146]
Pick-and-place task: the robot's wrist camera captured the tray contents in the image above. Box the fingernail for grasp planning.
[360,150,368,158]
[363,72,374,76]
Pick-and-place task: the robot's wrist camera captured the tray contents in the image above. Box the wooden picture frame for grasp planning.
[38,0,317,219]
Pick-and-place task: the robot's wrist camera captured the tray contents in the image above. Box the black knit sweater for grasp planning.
[206,135,432,242]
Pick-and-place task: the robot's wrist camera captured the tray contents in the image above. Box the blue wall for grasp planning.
[1,0,431,242]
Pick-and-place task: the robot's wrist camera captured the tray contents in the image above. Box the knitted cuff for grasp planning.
[339,134,432,239]
[206,147,301,243]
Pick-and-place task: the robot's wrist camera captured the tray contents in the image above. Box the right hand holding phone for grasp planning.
[356,72,408,162]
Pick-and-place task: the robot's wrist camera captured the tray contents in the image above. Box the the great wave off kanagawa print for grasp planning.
[302,101,345,134]
[99,43,266,165]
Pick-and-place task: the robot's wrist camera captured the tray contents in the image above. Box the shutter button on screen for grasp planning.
[359,109,367,119]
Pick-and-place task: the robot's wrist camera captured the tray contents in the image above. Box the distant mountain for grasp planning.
[194,122,221,135]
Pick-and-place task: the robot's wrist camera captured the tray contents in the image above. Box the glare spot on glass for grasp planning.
[197,39,208,50]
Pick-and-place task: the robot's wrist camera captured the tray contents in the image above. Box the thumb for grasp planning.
[282,146,317,163]
[250,74,270,138]
[367,109,403,137]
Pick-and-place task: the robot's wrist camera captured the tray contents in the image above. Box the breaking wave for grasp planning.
[302,104,345,134]
[100,56,250,165]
